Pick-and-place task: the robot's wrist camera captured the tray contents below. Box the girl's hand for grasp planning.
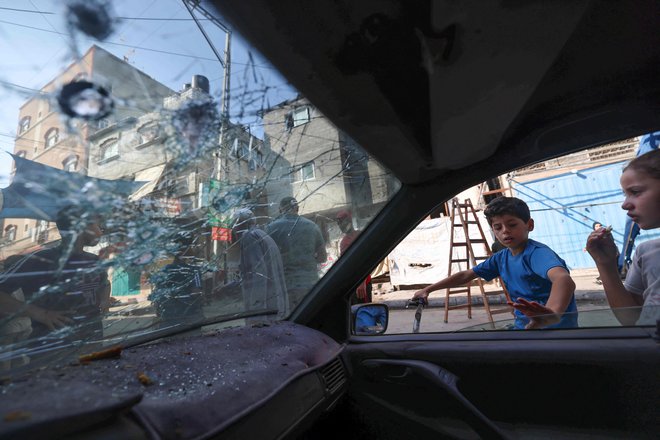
[585,226,618,265]
[508,298,561,329]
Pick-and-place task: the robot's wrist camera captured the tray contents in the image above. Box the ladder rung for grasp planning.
[482,189,507,196]
[483,290,507,296]
[468,239,487,243]
[450,258,469,263]
[474,256,489,261]
[446,288,470,294]
[452,243,468,246]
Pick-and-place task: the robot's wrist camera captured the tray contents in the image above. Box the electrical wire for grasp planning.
[0,6,213,20]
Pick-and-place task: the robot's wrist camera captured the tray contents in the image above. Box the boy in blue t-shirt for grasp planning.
[413,197,577,329]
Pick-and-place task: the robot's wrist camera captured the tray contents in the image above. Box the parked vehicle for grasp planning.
[0,1,658,439]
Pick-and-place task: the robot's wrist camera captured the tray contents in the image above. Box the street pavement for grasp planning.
[103,268,614,337]
[371,267,616,333]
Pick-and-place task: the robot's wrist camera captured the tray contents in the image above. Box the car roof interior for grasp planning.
[212,0,660,185]
[210,0,660,332]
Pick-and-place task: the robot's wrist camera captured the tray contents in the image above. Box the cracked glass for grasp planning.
[0,0,400,371]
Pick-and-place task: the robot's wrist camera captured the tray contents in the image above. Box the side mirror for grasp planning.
[351,303,389,335]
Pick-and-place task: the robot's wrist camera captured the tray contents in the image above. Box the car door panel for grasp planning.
[343,329,659,439]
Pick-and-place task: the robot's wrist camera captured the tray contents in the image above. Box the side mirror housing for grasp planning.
[351,303,389,335]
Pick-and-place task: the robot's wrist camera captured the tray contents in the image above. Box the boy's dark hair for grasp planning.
[483,196,531,224]
[624,148,660,180]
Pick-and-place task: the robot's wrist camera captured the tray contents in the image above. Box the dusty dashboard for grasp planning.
[0,322,347,439]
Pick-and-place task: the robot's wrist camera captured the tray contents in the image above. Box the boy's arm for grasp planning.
[412,269,478,301]
[545,267,576,314]
[510,267,575,329]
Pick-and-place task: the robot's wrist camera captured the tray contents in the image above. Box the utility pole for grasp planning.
[181,0,231,122]
[182,0,232,282]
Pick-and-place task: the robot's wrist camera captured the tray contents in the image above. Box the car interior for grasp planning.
[1,1,659,439]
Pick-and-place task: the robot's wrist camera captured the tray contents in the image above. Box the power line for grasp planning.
[0,18,277,69]
[0,19,217,62]
[0,6,212,20]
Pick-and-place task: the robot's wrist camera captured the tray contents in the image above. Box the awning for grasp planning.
[129,164,167,201]
[0,154,146,220]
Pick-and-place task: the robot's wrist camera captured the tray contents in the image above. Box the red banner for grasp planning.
[212,227,232,242]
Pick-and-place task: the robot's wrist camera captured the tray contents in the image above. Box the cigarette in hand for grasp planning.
[604,225,613,233]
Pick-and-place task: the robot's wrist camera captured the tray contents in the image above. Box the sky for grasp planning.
[0,0,297,186]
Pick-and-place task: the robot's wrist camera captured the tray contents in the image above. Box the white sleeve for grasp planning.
[624,245,645,296]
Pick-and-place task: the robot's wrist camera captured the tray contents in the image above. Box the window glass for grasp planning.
[45,128,59,148]
[137,122,159,145]
[62,155,78,171]
[376,139,659,334]
[301,162,315,181]
[19,117,30,134]
[4,225,17,242]
[0,1,400,370]
[292,106,310,127]
[99,139,119,161]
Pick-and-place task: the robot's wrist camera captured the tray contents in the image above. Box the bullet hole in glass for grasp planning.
[66,0,116,41]
[57,80,114,121]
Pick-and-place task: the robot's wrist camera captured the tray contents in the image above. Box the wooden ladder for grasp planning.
[444,198,513,324]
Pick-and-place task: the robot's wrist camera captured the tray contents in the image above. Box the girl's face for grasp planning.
[620,168,660,229]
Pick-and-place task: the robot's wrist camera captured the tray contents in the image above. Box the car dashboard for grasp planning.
[0,322,347,440]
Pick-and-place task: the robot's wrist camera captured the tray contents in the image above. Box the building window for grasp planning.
[301,161,315,180]
[285,113,294,132]
[137,122,159,145]
[96,118,110,130]
[284,106,311,132]
[293,161,315,182]
[4,225,17,242]
[232,139,250,159]
[45,128,59,148]
[62,154,79,172]
[99,139,119,162]
[19,116,31,134]
[292,106,310,127]
[36,220,49,244]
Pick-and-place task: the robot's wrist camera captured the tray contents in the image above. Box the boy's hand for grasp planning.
[508,298,560,329]
[585,226,618,265]
[412,287,429,302]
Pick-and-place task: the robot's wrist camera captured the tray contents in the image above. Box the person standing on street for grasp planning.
[267,197,326,309]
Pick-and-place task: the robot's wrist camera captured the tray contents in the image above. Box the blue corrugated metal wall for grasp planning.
[511,161,660,269]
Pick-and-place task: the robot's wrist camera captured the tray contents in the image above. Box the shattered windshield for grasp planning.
[0,0,400,371]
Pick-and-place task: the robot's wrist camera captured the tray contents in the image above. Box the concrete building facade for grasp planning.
[1,46,173,256]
